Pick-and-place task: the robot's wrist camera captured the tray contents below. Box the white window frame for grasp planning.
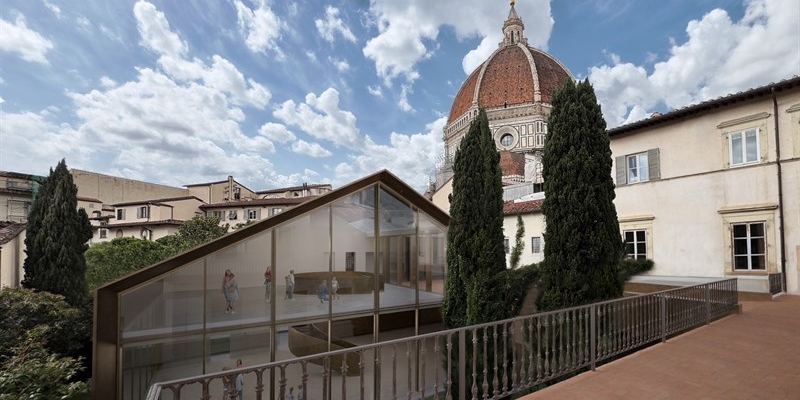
[210,210,225,220]
[247,209,259,220]
[99,228,108,239]
[626,152,649,183]
[531,237,542,254]
[623,229,647,260]
[731,221,766,271]
[116,209,125,220]
[137,205,149,219]
[271,207,283,216]
[728,128,760,166]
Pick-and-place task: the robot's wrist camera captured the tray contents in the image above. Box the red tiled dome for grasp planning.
[447,45,572,124]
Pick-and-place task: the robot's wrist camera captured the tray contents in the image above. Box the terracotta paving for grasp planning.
[521,295,800,400]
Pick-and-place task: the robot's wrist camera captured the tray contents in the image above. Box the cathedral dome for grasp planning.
[446,1,573,125]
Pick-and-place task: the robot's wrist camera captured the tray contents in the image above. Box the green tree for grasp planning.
[168,215,229,252]
[538,79,623,311]
[443,109,537,398]
[509,214,526,269]
[85,237,174,292]
[0,288,88,360]
[0,326,88,400]
[22,159,93,306]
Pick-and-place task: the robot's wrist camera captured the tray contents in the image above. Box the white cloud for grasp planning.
[367,85,383,97]
[292,140,332,157]
[398,84,414,112]
[333,117,445,191]
[258,122,296,143]
[315,6,357,43]
[273,88,361,149]
[0,15,54,64]
[99,76,117,88]
[134,1,270,109]
[590,0,800,127]
[364,0,553,84]
[328,56,350,72]
[0,111,91,173]
[233,0,284,56]
[44,1,62,18]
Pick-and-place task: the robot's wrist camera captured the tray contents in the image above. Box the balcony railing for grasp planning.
[145,279,738,400]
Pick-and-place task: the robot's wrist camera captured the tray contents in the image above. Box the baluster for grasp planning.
[510,322,518,392]
[322,357,329,400]
[392,343,398,399]
[407,341,412,400]
[278,365,287,400]
[533,317,540,383]
[300,361,308,400]
[421,338,427,399]
[501,323,508,395]
[341,353,349,400]
[482,328,489,399]
[492,325,499,398]
[359,350,365,400]
[254,368,265,400]
[445,333,453,400]
[471,328,479,400]
[433,337,441,400]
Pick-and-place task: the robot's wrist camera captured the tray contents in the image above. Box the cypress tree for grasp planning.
[538,79,623,311]
[442,109,515,398]
[22,159,92,306]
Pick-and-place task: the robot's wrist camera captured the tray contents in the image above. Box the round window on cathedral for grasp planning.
[500,133,514,147]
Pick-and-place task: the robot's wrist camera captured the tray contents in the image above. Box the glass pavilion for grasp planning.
[92,170,449,400]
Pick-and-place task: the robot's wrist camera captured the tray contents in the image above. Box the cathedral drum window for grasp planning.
[500,133,514,147]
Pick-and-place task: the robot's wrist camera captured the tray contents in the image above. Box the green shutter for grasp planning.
[647,148,660,180]
[615,156,627,186]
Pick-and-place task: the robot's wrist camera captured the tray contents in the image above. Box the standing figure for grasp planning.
[264,266,273,302]
[285,270,295,299]
[296,384,304,400]
[223,269,239,314]
[221,367,237,400]
[331,276,339,299]
[317,280,329,303]
[235,359,244,400]
[284,386,294,400]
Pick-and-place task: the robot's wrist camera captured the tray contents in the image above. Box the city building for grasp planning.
[430,4,799,296]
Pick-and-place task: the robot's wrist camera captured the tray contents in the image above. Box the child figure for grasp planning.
[331,276,339,299]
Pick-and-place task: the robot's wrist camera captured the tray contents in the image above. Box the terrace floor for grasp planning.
[521,294,800,400]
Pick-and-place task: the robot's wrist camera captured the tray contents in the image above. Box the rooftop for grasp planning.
[521,295,800,399]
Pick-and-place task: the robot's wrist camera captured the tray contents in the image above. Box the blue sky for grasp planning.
[1,0,798,193]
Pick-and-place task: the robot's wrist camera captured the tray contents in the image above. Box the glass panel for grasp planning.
[206,230,273,326]
[121,259,205,338]
[636,242,646,256]
[732,224,747,238]
[733,255,749,270]
[751,255,766,270]
[418,212,447,305]
[749,222,764,237]
[627,156,638,182]
[731,133,743,164]
[330,185,378,316]
[625,242,635,257]
[750,238,765,254]
[733,238,749,255]
[206,326,271,399]
[275,206,331,322]
[638,154,649,181]
[635,230,645,242]
[745,130,758,162]
[122,335,204,400]
[624,231,634,242]
[273,320,333,399]
[378,187,417,316]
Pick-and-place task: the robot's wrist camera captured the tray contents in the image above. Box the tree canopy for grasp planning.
[538,79,624,311]
[85,237,175,292]
[21,159,92,306]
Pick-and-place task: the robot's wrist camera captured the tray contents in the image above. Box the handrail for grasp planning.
[145,278,738,400]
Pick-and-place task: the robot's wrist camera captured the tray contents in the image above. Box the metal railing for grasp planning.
[768,273,783,294]
[146,279,738,400]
